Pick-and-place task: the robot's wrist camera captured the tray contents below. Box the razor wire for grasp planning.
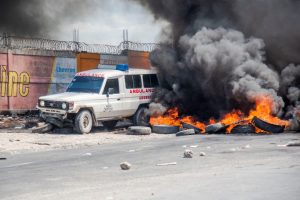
[0,34,160,54]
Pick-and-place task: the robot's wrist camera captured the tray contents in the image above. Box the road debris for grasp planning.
[32,142,51,146]
[31,123,53,133]
[242,144,251,149]
[156,162,177,166]
[199,152,206,156]
[286,141,300,147]
[120,161,131,170]
[0,157,7,160]
[84,153,92,156]
[189,145,198,148]
[183,149,194,158]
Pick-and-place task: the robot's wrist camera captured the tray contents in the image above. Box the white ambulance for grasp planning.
[37,64,159,134]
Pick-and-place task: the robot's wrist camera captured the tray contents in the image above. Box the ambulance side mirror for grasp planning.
[106,88,114,97]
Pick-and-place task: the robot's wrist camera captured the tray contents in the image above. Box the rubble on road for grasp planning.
[0,114,40,130]
[183,149,194,158]
[120,162,132,170]
[31,123,53,134]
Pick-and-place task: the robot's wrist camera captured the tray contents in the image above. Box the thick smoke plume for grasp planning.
[133,0,300,127]
[0,0,97,37]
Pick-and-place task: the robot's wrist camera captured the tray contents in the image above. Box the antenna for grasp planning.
[73,28,79,42]
[123,29,129,50]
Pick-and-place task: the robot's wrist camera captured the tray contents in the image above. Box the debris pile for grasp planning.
[0,114,40,130]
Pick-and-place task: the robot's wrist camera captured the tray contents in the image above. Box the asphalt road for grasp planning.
[1,133,300,200]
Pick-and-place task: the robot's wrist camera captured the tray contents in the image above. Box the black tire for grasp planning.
[46,117,63,128]
[133,106,150,126]
[182,122,202,133]
[102,120,118,130]
[252,116,285,133]
[230,124,256,134]
[75,110,93,134]
[152,125,179,134]
[128,126,151,135]
[176,129,196,137]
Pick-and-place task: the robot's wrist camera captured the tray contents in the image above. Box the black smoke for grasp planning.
[0,0,97,37]
[133,0,300,125]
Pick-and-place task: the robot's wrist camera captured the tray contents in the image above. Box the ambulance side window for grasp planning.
[103,78,120,94]
[125,75,142,89]
[143,74,159,88]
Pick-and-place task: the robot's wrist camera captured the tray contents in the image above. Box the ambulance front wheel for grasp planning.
[133,106,150,126]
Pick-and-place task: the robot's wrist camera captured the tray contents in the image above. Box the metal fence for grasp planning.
[0,34,160,54]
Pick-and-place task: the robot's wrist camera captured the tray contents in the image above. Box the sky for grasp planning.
[52,0,166,45]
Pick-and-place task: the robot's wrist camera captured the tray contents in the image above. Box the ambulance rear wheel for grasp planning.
[133,106,150,126]
[75,110,93,134]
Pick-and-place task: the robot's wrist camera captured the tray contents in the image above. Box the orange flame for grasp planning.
[150,96,289,134]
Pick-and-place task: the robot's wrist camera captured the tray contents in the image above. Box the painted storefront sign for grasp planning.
[0,53,76,110]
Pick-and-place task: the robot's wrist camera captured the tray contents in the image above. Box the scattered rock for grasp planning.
[120,162,131,170]
[199,152,206,156]
[176,129,196,137]
[183,149,193,158]
[127,126,151,135]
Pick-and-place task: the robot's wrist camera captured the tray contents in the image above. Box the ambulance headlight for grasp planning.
[39,100,45,107]
[62,103,67,110]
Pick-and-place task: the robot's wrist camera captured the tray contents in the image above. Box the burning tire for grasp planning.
[75,110,93,134]
[205,123,226,134]
[133,106,150,126]
[102,120,118,131]
[152,125,179,134]
[176,129,196,137]
[182,122,202,133]
[252,116,285,133]
[230,124,256,134]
